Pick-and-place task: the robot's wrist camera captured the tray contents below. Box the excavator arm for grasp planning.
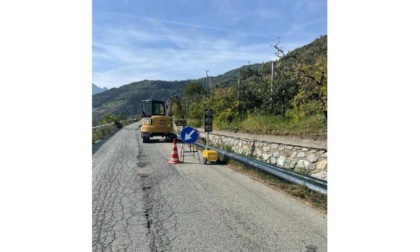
[166,96,187,126]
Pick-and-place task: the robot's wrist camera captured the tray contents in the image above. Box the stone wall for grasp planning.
[200,132,328,181]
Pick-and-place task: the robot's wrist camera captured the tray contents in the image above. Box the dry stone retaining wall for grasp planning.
[200,132,328,181]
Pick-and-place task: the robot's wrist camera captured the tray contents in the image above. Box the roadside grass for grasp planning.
[212,113,327,138]
[187,118,202,128]
[226,159,327,212]
[241,113,326,135]
[92,126,117,143]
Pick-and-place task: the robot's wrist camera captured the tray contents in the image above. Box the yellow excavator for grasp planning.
[139,96,186,143]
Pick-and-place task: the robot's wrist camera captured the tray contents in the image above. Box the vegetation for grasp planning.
[92,114,136,143]
[92,35,327,137]
[183,35,327,137]
[216,113,326,137]
[99,114,126,125]
[93,80,190,123]
[92,125,117,143]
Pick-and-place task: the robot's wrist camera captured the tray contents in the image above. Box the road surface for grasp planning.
[92,122,327,251]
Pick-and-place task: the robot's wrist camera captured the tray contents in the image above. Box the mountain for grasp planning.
[92,35,327,121]
[286,35,327,64]
[92,83,108,95]
[91,66,261,122]
[201,63,262,89]
[92,80,191,121]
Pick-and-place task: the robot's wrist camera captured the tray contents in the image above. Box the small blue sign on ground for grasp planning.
[180,126,199,144]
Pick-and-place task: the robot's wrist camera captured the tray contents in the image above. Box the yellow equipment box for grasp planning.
[202,150,219,164]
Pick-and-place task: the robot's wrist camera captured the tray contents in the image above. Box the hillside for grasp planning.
[286,35,327,63]
[93,80,190,121]
[92,35,327,122]
[92,83,108,95]
[92,65,263,121]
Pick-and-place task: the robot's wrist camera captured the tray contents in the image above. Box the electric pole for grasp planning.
[206,70,210,93]
[270,61,274,111]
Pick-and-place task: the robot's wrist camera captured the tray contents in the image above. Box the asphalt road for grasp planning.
[92,122,327,252]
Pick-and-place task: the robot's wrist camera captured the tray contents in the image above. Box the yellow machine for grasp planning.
[139,96,185,143]
[202,150,219,164]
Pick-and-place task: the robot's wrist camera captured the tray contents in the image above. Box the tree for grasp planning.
[182,82,206,121]
[270,41,300,118]
[100,114,126,125]
[291,55,327,120]
[272,39,327,121]
[184,82,204,97]
[237,66,265,115]
[206,86,239,122]
[271,60,299,118]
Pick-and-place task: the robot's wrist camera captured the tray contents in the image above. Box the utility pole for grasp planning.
[271,61,274,93]
[209,76,213,93]
[184,96,187,117]
[206,70,210,92]
[270,61,274,111]
[203,70,209,100]
[237,78,240,100]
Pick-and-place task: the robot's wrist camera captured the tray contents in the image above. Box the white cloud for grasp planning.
[93,20,315,88]
[93,2,326,88]
[93,35,277,88]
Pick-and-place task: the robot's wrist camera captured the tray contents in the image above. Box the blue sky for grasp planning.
[4,2,420,250]
[93,0,327,88]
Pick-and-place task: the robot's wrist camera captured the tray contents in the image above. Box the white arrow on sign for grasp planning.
[185,130,194,141]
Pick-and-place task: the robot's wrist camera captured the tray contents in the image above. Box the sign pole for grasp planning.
[179,126,200,162]
[206,132,209,150]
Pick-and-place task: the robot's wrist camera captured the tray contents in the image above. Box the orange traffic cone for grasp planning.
[168,138,182,164]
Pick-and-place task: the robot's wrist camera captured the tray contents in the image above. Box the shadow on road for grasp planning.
[142,139,174,144]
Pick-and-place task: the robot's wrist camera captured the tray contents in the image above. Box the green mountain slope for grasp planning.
[93,35,327,121]
[92,80,190,121]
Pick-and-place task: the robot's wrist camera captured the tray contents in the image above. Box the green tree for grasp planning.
[206,86,239,122]
[184,82,204,97]
[291,55,327,120]
[183,82,205,121]
[100,114,122,124]
[100,114,126,127]
[237,66,265,115]
[270,59,299,118]
[170,99,184,120]
[272,39,327,120]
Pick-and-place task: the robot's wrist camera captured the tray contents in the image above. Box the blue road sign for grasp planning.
[180,126,199,144]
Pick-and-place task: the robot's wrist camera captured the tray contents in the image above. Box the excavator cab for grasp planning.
[141,100,166,117]
[140,100,176,143]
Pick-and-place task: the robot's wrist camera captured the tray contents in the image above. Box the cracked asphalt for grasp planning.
[92,122,327,252]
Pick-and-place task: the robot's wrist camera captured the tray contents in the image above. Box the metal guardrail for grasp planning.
[192,141,327,195]
[92,123,115,131]
[92,118,139,131]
